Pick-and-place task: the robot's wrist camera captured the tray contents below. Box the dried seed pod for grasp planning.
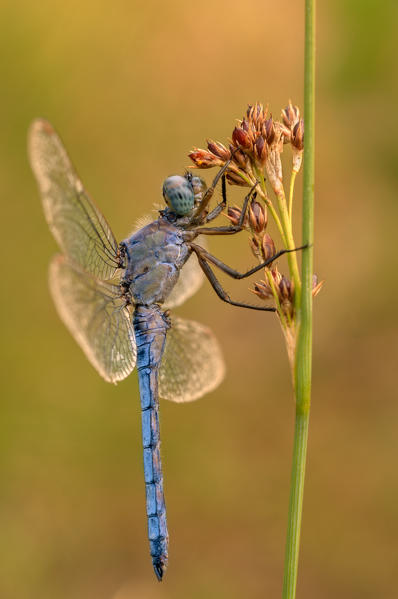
[230,146,248,170]
[262,233,276,262]
[232,126,252,152]
[279,275,293,302]
[249,236,262,259]
[291,119,304,151]
[189,148,224,168]
[248,199,267,234]
[226,205,243,226]
[206,139,231,161]
[254,135,267,167]
[271,266,283,287]
[281,101,300,129]
[226,170,250,186]
[252,280,274,301]
[263,116,275,145]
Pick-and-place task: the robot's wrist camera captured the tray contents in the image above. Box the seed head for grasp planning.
[232,126,252,152]
[246,102,268,132]
[263,116,275,145]
[206,139,231,161]
[279,275,293,301]
[261,233,276,262]
[189,148,224,168]
[230,146,249,170]
[254,135,267,167]
[226,170,249,187]
[252,280,274,301]
[249,236,262,259]
[281,101,300,130]
[291,119,304,151]
[248,199,267,234]
[226,205,246,226]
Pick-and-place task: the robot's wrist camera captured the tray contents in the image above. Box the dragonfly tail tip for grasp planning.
[153,560,165,581]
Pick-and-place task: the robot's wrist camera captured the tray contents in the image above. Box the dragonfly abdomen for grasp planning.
[133,305,170,581]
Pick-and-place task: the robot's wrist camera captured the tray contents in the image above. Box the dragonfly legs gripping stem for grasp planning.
[189,242,308,311]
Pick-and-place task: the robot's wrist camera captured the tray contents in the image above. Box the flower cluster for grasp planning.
[189,101,320,346]
[189,101,304,195]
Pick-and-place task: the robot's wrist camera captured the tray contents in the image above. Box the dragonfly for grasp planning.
[28,119,294,580]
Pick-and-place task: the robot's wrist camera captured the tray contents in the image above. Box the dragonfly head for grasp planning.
[162,174,207,217]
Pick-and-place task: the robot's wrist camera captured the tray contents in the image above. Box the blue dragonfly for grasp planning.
[28,119,290,580]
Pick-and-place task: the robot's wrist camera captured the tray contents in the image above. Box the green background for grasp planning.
[1,1,398,597]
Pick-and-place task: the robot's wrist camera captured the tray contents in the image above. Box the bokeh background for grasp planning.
[1,1,397,597]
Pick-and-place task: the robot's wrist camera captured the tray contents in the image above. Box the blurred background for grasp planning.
[1,1,397,597]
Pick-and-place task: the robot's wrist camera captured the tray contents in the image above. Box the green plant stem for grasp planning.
[288,171,297,222]
[254,169,286,245]
[274,189,301,303]
[282,0,315,597]
[282,410,310,598]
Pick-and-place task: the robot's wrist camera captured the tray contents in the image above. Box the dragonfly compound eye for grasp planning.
[162,175,195,216]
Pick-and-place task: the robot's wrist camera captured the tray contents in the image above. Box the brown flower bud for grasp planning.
[230,146,248,170]
[246,102,267,131]
[262,233,276,262]
[291,119,304,151]
[263,117,275,145]
[189,148,223,168]
[281,101,300,129]
[226,170,250,187]
[246,104,254,120]
[248,199,267,234]
[241,118,250,132]
[252,280,274,301]
[226,205,243,226]
[254,135,267,166]
[249,236,262,259]
[206,139,231,161]
[271,266,282,287]
[232,126,252,152]
[279,275,293,301]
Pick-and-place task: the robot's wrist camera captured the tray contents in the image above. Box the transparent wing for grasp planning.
[49,255,136,383]
[163,248,205,310]
[29,119,120,280]
[158,315,225,403]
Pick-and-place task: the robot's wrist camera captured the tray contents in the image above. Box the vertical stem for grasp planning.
[282,0,315,597]
[288,171,297,222]
[282,412,309,598]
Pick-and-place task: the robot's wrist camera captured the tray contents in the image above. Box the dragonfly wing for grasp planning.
[49,255,136,383]
[158,315,225,403]
[163,236,206,310]
[29,119,120,280]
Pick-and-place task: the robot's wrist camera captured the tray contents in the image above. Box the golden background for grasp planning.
[1,1,397,597]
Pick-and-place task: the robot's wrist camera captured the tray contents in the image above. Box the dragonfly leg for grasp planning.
[190,244,276,311]
[189,242,308,280]
[191,156,236,222]
[192,182,258,235]
[201,175,227,223]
